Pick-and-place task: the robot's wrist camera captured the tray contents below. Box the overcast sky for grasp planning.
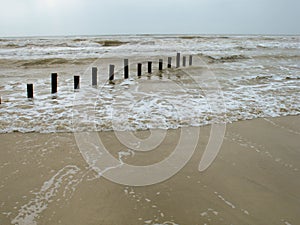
[0,0,299,37]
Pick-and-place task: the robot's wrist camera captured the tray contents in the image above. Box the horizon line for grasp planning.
[1,32,300,39]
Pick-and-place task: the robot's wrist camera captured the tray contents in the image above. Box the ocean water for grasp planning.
[0,34,299,133]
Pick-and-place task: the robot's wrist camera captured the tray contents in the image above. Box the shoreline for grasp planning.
[0,114,299,134]
[0,115,299,224]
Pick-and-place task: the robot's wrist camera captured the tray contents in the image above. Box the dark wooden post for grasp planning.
[176,53,180,68]
[74,76,80,90]
[124,59,129,79]
[183,56,186,67]
[51,73,57,94]
[27,84,33,98]
[167,57,172,68]
[159,59,163,71]
[148,61,152,74]
[92,67,97,86]
[109,65,115,81]
[137,63,142,77]
[189,55,193,66]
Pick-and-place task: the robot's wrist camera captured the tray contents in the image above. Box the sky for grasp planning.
[0,0,299,37]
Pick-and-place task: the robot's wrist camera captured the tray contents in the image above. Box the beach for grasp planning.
[0,34,299,224]
[0,116,299,225]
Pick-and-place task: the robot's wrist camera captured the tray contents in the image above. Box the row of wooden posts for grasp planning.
[23,53,193,99]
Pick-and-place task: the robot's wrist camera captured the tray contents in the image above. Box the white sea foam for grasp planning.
[214,192,236,209]
[11,165,81,225]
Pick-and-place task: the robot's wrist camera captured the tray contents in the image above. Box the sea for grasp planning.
[0,34,299,133]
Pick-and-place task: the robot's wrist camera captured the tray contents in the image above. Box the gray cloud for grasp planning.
[0,0,299,36]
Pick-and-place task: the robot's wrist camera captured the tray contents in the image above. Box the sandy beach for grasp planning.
[0,115,299,225]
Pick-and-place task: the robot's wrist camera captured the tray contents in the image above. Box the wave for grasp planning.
[179,36,202,40]
[16,58,98,67]
[72,38,88,42]
[63,38,130,46]
[138,41,156,45]
[93,40,129,47]
[255,75,273,80]
[215,55,249,62]
[256,44,276,49]
[0,40,129,49]
[0,38,11,42]
[1,42,71,49]
[1,43,20,48]
[234,46,255,51]
[260,37,277,41]
[285,76,300,80]
[203,54,249,63]
[254,54,300,60]
[179,36,230,40]
[197,53,300,64]
[237,45,293,51]
[21,58,70,67]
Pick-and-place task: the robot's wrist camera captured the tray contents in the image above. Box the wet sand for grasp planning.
[0,116,299,225]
